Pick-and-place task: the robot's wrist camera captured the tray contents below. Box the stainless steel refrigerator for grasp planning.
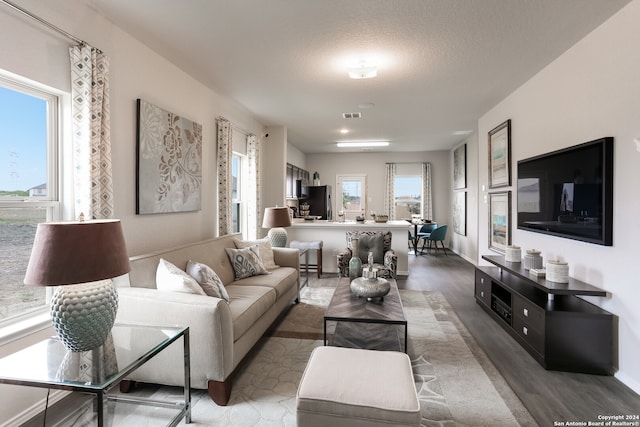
[306,185,332,220]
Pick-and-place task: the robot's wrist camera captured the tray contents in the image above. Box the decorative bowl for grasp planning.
[350,277,390,301]
[374,215,389,223]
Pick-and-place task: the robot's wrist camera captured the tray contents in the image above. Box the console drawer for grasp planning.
[513,294,544,332]
[513,315,545,354]
[475,270,491,307]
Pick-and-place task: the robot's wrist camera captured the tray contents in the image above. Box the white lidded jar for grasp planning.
[523,249,543,270]
[505,245,521,263]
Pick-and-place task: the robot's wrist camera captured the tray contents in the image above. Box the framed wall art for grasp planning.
[453,143,466,190]
[453,190,466,236]
[489,191,511,253]
[136,99,202,214]
[488,119,511,188]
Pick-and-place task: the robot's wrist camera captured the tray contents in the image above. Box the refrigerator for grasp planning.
[306,185,332,220]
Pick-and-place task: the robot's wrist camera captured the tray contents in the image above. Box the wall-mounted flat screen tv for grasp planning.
[517,137,613,246]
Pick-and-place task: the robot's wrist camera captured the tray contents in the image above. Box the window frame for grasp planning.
[231,152,247,236]
[336,174,367,219]
[0,72,63,332]
[394,174,423,219]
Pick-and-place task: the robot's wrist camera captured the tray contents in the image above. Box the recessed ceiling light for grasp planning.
[337,141,389,148]
[339,129,349,134]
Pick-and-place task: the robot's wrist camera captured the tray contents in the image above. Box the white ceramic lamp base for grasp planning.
[267,227,288,247]
[50,280,118,352]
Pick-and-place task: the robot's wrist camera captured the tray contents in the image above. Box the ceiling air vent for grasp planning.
[342,112,362,119]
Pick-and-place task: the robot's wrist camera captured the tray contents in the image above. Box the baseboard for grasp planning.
[0,390,70,427]
[615,371,640,396]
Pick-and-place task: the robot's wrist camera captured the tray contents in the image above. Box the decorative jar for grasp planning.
[348,238,362,280]
[505,245,521,263]
[546,260,569,283]
[523,249,543,271]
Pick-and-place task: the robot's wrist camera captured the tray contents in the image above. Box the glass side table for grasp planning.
[0,323,190,427]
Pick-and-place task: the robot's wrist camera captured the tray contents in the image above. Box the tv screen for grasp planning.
[516,137,613,246]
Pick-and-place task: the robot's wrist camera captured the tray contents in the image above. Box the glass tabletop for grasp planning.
[0,323,187,392]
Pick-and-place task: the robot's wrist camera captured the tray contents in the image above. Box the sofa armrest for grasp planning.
[273,247,300,270]
[116,287,234,386]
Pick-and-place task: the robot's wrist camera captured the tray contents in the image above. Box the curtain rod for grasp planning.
[1,0,87,46]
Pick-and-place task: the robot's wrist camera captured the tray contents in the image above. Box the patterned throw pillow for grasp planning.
[156,258,206,295]
[225,245,270,280]
[234,238,279,269]
[185,260,230,302]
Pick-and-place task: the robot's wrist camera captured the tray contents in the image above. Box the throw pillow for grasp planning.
[233,238,279,269]
[185,260,230,302]
[355,232,384,264]
[225,245,269,280]
[156,258,206,295]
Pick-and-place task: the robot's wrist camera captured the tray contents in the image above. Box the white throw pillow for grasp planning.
[225,245,269,280]
[156,258,206,295]
[234,238,279,269]
[185,260,230,302]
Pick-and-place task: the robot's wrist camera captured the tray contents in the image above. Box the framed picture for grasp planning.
[453,143,466,189]
[489,191,511,253]
[488,119,511,188]
[136,99,202,214]
[453,191,466,236]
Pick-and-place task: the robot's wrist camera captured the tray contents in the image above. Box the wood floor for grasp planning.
[390,249,640,426]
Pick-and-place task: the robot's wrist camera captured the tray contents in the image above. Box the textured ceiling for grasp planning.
[80,0,630,153]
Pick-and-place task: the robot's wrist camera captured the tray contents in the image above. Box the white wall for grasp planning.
[478,0,640,393]
[0,0,264,422]
[306,150,451,236]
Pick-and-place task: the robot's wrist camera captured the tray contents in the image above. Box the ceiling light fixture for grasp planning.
[339,129,349,134]
[337,141,389,148]
[348,61,377,79]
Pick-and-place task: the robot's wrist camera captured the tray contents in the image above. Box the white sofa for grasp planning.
[114,233,300,405]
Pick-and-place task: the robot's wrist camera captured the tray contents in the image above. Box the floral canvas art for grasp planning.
[136,99,202,214]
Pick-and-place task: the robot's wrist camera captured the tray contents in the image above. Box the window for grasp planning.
[394,175,422,219]
[0,75,60,323]
[336,174,367,219]
[231,154,244,234]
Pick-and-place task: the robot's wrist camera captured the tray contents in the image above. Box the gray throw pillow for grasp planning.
[356,233,384,264]
[225,245,270,280]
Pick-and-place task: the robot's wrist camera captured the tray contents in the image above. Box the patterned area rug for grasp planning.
[91,287,536,426]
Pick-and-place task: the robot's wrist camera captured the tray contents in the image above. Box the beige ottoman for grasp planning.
[296,346,421,427]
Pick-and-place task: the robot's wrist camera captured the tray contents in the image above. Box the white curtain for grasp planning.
[384,163,396,219]
[70,44,112,219]
[247,134,260,239]
[422,162,433,221]
[217,117,232,236]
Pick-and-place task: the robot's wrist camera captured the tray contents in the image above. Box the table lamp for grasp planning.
[24,219,131,352]
[262,206,292,247]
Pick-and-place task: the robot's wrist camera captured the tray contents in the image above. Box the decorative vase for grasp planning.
[348,238,362,280]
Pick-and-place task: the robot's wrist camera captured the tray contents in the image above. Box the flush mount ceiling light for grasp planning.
[337,141,389,148]
[339,129,350,134]
[348,61,377,79]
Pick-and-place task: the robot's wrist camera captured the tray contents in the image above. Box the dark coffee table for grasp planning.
[324,277,408,352]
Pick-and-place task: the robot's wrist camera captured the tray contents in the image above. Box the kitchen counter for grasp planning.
[287,219,410,276]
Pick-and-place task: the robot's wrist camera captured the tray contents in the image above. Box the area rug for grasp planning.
[99,287,536,426]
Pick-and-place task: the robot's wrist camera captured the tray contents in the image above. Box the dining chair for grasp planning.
[416,223,438,253]
[421,225,448,256]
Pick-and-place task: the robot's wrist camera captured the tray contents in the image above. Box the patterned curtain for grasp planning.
[217,117,233,236]
[383,163,396,219]
[422,162,433,221]
[70,44,112,219]
[247,134,260,239]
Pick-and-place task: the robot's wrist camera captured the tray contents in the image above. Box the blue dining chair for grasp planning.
[421,225,448,256]
[416,223,438,253]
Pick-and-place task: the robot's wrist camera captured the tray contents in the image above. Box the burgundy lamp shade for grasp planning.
[24,219,131,286]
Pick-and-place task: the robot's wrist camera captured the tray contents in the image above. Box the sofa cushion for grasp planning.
[226,285,276,340]
[233,266,297,298]
[355,232,384,264]
[225,246,269,280]
[185,260,230,302]
[234,239,279,269]
[156,258,206,296]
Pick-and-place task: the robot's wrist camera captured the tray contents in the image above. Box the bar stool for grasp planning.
[290,240,323,278]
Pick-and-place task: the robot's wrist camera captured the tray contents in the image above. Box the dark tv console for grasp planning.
[475,255,614,375]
